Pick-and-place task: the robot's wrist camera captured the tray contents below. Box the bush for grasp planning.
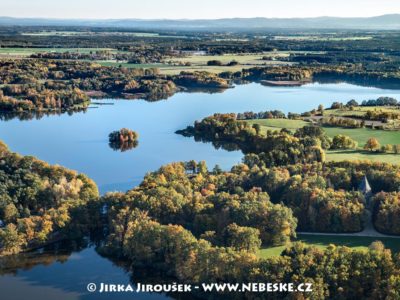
[330,135,358,150]
[207,60,223,66]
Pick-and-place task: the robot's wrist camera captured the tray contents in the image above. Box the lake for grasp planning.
[2,82,400,299]
[2,82,400,194]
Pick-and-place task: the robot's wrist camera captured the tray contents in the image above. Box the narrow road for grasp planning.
[298,210,400,239]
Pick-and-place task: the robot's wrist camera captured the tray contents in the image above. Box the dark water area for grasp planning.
[2,82,400,299]
[0,239,172,300]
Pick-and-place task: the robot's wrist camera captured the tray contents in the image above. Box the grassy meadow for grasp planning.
[323,126,400,146]
[247,119,309,133]
[247,118,400,164]
[258,234,400,258]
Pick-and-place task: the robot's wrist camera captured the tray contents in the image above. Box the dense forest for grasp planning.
[3,26,400,298]
[177,113,330,166]
[0,141,99,255]
[0,59,230,111]
[1,26,400,54]
[2,28,400,113]
[94,157,400,299]
[1,58,400,112]
[3,120,400,297]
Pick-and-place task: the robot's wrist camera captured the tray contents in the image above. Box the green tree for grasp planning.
[331,134,358,150]
[252,123,261,135]
[223,223,261,253]
[0,224,26,254]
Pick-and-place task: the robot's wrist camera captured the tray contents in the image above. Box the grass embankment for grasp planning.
[247,118,400,164]
[258,234,400,258]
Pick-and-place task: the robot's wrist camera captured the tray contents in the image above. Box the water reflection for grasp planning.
[0,107,90,122]
[2,83,400,194]
[0,236,199,300]
[2,82,400,299]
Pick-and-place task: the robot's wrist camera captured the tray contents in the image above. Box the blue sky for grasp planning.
[2,0,400,19]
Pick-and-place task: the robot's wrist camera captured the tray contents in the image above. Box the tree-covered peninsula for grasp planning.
[0,59,230,112]
[0,141,99,255]
[98,158,400,299]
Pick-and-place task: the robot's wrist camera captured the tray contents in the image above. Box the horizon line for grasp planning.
[0,13,399,21]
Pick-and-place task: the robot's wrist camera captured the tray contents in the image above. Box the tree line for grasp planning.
[0,59,231,112]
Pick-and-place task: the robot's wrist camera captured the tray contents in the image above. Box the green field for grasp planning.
[246,119,309,133]
[247,118,400,164]
[327,150,400,164]
[323,126,400,146]
[258,234,400,258]
[248,118,400,146]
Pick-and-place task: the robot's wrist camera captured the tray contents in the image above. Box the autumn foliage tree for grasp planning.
[0,141,99,255]
[364,137,380,152]
[109,128,139,152]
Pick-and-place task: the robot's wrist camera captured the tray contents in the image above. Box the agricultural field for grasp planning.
[258,234,400,258]
[97,52,295,74]
[161,52,294,74]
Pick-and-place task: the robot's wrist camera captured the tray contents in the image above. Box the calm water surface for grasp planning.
[2,82,400,194]
[2,82,400,299]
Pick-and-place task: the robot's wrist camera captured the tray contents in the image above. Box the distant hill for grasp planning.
[1,14,400,30]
